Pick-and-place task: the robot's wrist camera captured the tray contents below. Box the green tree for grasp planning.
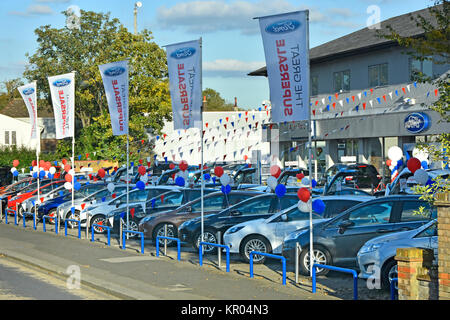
[23,9,172,160]
[378,0,449,202]
[202,88,238,111]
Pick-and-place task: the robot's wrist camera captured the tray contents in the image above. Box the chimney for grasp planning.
[234,97,238,111]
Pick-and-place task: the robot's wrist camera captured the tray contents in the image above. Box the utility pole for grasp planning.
[134,2,142,35]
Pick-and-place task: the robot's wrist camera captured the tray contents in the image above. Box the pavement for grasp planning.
[0,217,338,300]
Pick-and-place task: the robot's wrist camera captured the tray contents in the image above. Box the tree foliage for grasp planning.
[202,88,238,111]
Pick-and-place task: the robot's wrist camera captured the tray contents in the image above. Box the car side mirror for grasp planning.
[230,209,241,216]
[186,206,192,212]
[281,214,288,222]
[338,220,354,234]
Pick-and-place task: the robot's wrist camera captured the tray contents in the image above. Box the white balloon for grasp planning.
[220,173,231,186]
[10,167,17,173]
[33,166,38,172]
[412,147,429,162]
[64,182,72,190]
[301,177,310,186]
[140,175,149,183]
[388,146,403,161]
[267,176,278,190]
[49,167,56,174]
[413,169,429,185]
[107,183,115,193]
[69,169,75,176]
[298,199,311,212]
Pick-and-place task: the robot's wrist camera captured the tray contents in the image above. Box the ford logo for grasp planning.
[170,47,196,60]
[53,79,71,87]
[22,88,35,95]
[265,19,301,34]
[104,66,126,77]
[404,112,430,134]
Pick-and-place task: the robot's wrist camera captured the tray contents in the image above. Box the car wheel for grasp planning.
[18,205,25,218]
[123,219,140,238]
[194,229,218,254]
[65,210,81,229]
[90,215,107,234]
[299,246,331,276]
[153,223,177,246]
[381,259,398,291]
[47,209,57,225]
[239,235,272,264]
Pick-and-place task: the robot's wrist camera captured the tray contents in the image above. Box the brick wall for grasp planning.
[436,192,450,300]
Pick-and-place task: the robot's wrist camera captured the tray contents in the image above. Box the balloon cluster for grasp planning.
[407,157,430,185]
[214,166,232,194]
[267,165,287,198]
[174,160,189,187]
[11,160,19,177]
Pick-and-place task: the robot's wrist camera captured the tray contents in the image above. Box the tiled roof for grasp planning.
[0,98,54,118]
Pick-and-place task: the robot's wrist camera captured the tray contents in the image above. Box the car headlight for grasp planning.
[139,216,155,225]
[359,243,382,255]
[285,229,308,241]
[227,226,245,234]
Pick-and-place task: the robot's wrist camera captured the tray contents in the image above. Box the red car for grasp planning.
[0,177,34,195]
[7,180,65,213]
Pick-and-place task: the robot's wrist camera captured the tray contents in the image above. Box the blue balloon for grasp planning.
[74,182,81,191]
[204,173,211,181]
[311,179,317,188]
[175,176,185,187]
[275,184,286,198]
[312,199,326,215]
[212,177,216,185]
[39,170,45,179]
[136,181,146,190]
[33,172,38,178]
[47,173,53,179]
[221,184,231,194]
[421,161,428,169]
[13,171,19,177]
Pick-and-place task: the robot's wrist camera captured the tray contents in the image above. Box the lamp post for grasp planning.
[134,1,143,35]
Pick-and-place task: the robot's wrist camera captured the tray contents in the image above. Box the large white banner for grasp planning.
[17,82,38,139]
[256,11,310,123]
[99,60,129,136]
[166,39,202,130]
[48,73,75,139]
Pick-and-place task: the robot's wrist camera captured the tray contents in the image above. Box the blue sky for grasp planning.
[0,0,434,109]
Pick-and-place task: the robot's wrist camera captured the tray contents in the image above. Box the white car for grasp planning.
[385,168,449,195]
[20,184,66,215]
[224,195,374,263]
[357,219,438,289]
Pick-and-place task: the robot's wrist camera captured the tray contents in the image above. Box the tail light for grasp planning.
[345,176,354,181]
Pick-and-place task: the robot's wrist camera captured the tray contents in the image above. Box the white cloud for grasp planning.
[9,4,54,16]
[35,0,71,3]
[203,59,265,77]
[156,0,325,35]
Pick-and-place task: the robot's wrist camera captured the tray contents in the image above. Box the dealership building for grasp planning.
[249,5,449,179]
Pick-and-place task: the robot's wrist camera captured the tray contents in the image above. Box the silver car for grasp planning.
[357,219,437,289]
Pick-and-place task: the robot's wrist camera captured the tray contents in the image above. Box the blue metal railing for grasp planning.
[91,224,111,246]
[122,230,145,254]
[249,251,286,285]
[6,209,18,226]
[156,236,181,261]
[312,264,358,300]
[43,215,58,234]
[4,208,9,224]
[390,278,398,300]
[22,212,36,230]
[64,219,81,239]
[199,242,230,273]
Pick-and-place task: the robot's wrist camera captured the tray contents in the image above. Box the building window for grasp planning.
[368,63,388,87]
[409,57,433,81]
[4,131,16,146]
[333,70,350,93]
[311,75,319,96]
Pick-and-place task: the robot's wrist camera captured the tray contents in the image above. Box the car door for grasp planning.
[392,199,437,232]
[323,200,398,266]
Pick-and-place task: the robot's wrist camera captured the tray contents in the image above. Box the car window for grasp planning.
[191,195,224,212]
[128,189,148,201]
[147,188,170,200]
[346,201,394,226]
[325,200,362,218]
[232,196,273,215]
[285,208,322,221]
[400,201,436,222]
[414,222,437,238]
[270,196,299,213]
[152,192,183,208]
[226,194,254,207]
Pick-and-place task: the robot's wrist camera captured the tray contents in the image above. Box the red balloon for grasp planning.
[244,155,248,161]
[62,159,67,165]
[407,157,421,174]
[39,160,45,167]
[13,160,19,167]
[64,164,71,173]
[179,160,188,172]
[214,166,224,178]
[296,173,305,180]
[31,160,37,167]
[297,187,311,203]
[65,174,72,183]
[45,162,51,171]
[138,166,146,176]
[386,159,392,167]
[98,168,106,178]
[270,165,281,179]
[169,163,175,170]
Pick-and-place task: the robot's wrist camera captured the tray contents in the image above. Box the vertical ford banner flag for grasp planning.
[99,60,129,136]
[48,73,75,139]
[165,39,202,130]
[17,82,38,139]
[256,11,310,123]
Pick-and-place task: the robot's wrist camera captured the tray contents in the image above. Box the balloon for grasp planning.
[296,173,305,181]
[220,173,231,186]
[270,165,281,179]
[74,182,81,191]
[13,160,19,167]
[138,166,146,176]
[169,163,175,170]
[10,167,17,173]
[39,170,46,179]
[47,173,53,179]
[386,159,392,167]
[13,171,19,177]
[204,173,211,181]
[179,160,188,172]
[421,161,428,169]
[312,199,326,215]
[65,174,72,183]
[49,167,56,174]
[64,182,72,190]
[267,176,278,190]
[214,166,224,178]
[175,176,185,187]
[62,159,67,165]
[407,157,421,174]
[32,172,38,178]
[136,181,146,190]
[388,146,403,161]
[413,169,429,185]
[311,179,317,188]
[140,175,149,183]
[244,155,248,161]
[98,168,106,178]
[412,147,429,162]
[298,200,311,213]
[221,184,231,194]
[275,184,287,198]
[301,177,310,186]
[107,183,115,193]
[64,164,71,173]
[297,187,311,203]
[31,160,37,167]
